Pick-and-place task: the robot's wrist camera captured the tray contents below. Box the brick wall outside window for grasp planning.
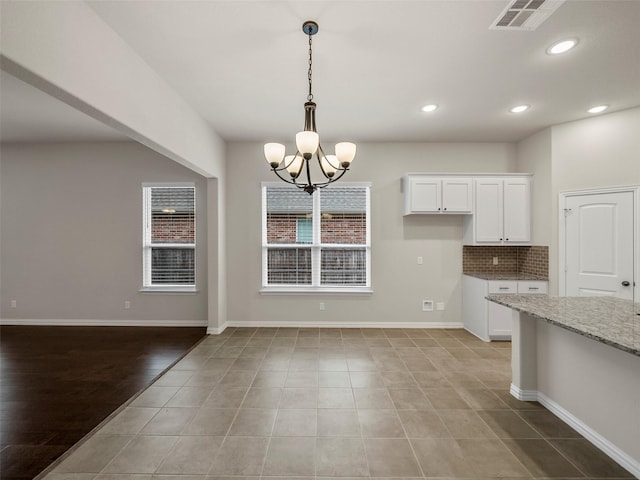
[267,214,365,244]
[151,213,195,243]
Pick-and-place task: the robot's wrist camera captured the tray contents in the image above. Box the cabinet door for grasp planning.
[503,178,531,243]
[488,301,513,338]
[409,177,441,212]
[442,178,472,213]
[474,178,503,242]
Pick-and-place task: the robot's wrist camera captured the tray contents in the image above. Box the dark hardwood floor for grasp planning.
[0,325,206,480]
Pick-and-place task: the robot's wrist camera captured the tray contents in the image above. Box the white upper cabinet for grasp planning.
[463,175,531,245]
[503,177,531,242]
[403,175,472,215]
[473,178,503,242]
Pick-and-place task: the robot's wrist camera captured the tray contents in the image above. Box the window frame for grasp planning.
[261,182,372,294]
[141,182,197,293]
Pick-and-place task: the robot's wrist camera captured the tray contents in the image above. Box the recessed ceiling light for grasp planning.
[509,104,530,113]
[587,105,608,114]
[421,104,438,113]
[547,38,578,55]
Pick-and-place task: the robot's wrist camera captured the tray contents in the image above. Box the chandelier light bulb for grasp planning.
[264,143,285,168]
[285,155,303,178]
[321,155,338,177]
[335,142,356,167]
[296,131,320,159]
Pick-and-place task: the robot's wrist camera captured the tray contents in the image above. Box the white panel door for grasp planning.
[565,191,634,299]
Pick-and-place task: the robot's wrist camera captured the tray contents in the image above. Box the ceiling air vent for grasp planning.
[490,0,565,31]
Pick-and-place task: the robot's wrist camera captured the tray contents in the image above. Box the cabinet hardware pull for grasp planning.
[499,287,509,290]
[529,287,539,290]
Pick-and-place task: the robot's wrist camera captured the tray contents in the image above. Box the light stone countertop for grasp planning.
[486,295,640,356]
[465,272,548,281]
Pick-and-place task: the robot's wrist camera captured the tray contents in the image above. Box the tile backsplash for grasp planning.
[463,245,548,278]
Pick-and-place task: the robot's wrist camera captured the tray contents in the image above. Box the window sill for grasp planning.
[139,287,198,295]
[260,287,373,296]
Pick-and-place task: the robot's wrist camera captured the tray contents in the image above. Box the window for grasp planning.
[142,184,196,292]
[262,183,371,292]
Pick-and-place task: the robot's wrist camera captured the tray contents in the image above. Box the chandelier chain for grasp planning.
[307,33,313,101]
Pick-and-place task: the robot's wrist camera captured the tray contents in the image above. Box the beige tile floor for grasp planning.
[43,327,633,479]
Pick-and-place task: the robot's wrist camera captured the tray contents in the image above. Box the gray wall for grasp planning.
[0,141,208,324]
[515,107,640,295]
[516,127,552,247]
[226,141,517,327]
[549,107,640,295]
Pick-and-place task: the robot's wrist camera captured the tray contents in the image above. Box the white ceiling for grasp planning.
[2,0,640,144]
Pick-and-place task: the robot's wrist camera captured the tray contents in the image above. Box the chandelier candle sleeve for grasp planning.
[264,20,356,194]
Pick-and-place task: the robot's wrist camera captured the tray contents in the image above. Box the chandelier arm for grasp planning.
[270,167,296,184]
[324,166,349,184]
[304,155,313,189]
[316,144,329,179]
[270,168,314,194]
[311,103,316,132]
[304,103,314,131]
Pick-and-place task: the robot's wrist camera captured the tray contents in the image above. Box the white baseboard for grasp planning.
[207,321,464,336]
[509,383,538,401]
[0,318,207,327]
[464,327,491,343]
[207,323,228,335]
[509,385,639,477]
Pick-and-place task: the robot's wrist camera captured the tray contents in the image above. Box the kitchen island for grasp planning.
[487,295,639,477]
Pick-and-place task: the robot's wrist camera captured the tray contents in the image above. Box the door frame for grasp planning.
[558,185,639,298]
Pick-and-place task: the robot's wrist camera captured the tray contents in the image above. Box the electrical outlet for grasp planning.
[124,301,131,309]
[11,300,17,308]
[422,300,434,312]
[319,302,325,311]
[417,256,423,265]
[493,257,499,265]
[436,302,445,311]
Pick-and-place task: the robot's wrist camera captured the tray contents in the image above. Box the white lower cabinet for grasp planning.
[463,275,548,341]
[488,301,514,338]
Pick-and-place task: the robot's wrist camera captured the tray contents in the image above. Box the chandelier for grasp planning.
[264,21,356,195]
